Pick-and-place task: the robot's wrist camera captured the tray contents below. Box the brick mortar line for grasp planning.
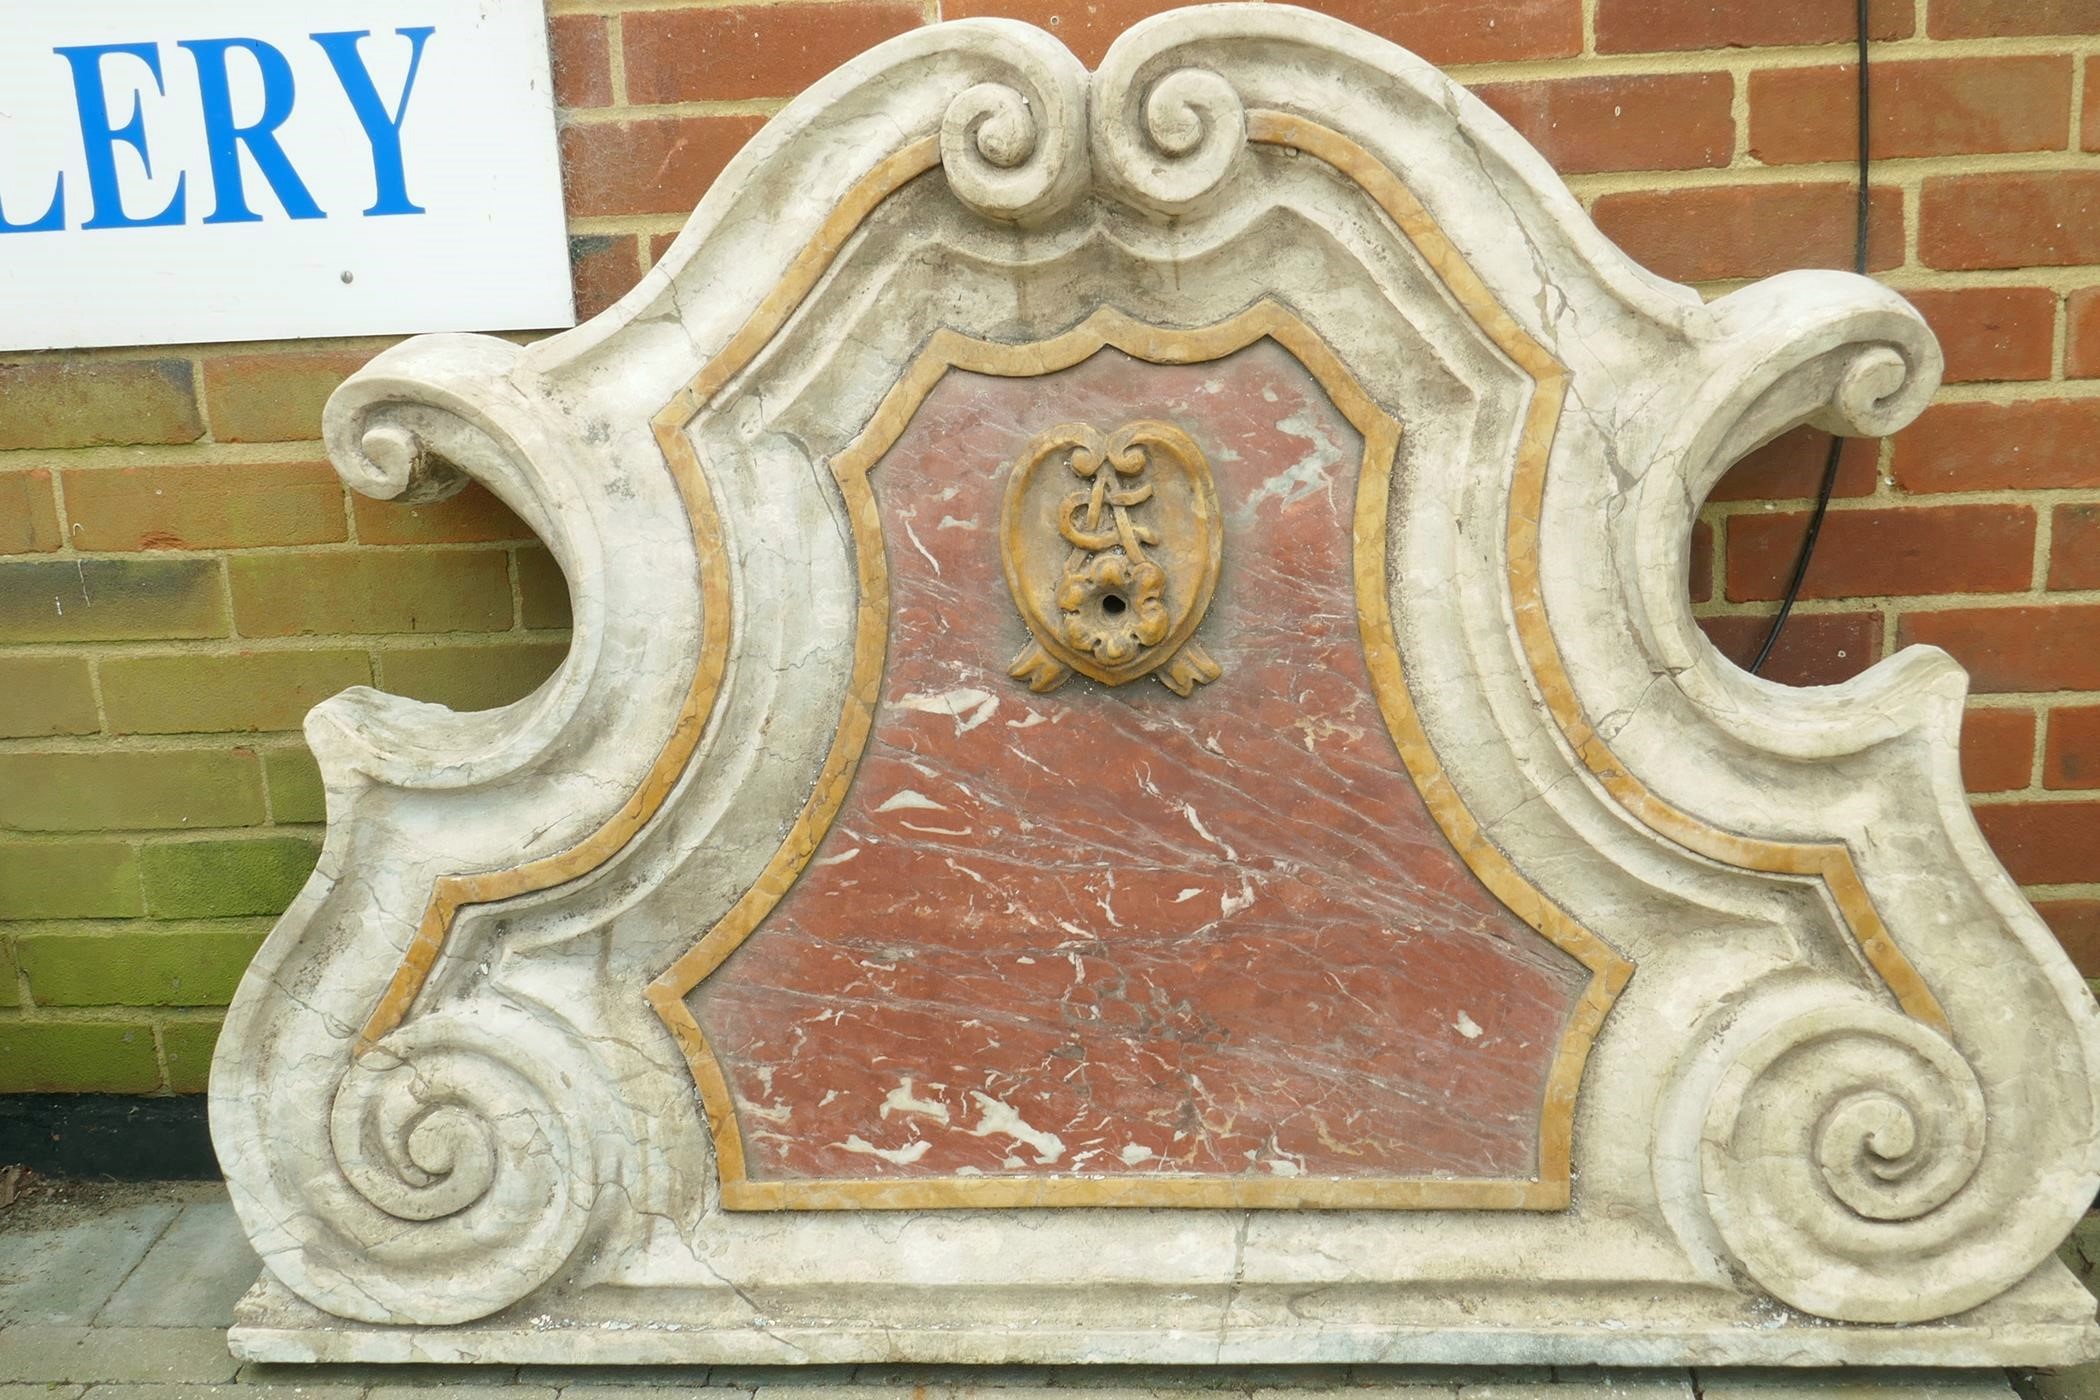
[1438,35,2100,83]
[187,351,217,446]
[2035,493,2058,592]
[2026,692,2052,790]
[1901,160,1924,272]
[0,442,339,469]
[1976,694,2100,714]
[2074,29,2091,163]
[1692,586,2100,609]
[0,631,573,660]
[7,918,276,934]
[565,96,788,121]
[1689,588,2051,618]
[0,1007,246,1025]
[568,212,697,236]
[2057,264,2077,378]
[340,464,364,545]
[3,540,535,561]
[1727,55,1750,166]
[629,225,657,285]
[1564,150,2100,200]
[0,725,480,754]
[0,828,322,844]
[1702,487,2100,513]
[507,544,529,631]
[0,827,325,847]
[212,546,242,650]
[609,11,631,105]
[548,0,918,13]
[0,1004,231,1024]
[1694,267,2100,295]
[532,0,2100,67]
[3,332,399,367]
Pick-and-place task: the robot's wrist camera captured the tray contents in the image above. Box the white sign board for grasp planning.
[0,1,575,351]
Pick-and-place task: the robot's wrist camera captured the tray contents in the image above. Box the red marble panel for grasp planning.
[688,340,1589,1184]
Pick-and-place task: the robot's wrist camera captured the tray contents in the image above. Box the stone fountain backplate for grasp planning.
[209,3,2100,1370]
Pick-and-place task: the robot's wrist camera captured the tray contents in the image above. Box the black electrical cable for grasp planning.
[1749,0,1872,676]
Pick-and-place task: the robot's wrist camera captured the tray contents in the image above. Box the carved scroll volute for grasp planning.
[1659,977,2095,1326]
[1001,420,1224,696]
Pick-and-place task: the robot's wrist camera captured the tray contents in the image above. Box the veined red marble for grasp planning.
[689,340,1590,1184]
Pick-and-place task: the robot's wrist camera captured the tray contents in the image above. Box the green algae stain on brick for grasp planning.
[0,557,226,642]
[380,640,570,712]
[141,836,320,918]
[0,469,62,554]
[517,545,573,629]
[0,656,99,738]
[0,1020,160,1092]
[0,749,266,833]
[162,1017,226,1092]
[0,842,143,919]
[64,460,350,552]
[201,350,372,444]
[15,921,270,1007]
[264,745,327,823]
[229,550,512,636]
[0,359,203,451]
[101,650,372,735]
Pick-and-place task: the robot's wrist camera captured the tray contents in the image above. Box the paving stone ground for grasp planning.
[0,1181,2090,1397]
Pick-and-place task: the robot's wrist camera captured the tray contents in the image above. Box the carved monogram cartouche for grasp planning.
[1003,419,1223,695]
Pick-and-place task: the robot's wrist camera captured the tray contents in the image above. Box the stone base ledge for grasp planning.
[227,1271,2096,1373]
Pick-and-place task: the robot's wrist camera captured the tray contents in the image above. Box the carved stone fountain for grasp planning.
[210,4,2100,1369]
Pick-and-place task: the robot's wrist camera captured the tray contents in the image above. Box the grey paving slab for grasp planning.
[1696,1368,2019,1397]
[697,1372,866,1393]
[0,1326,240,1384]
[0,1201,180,1325]
[2032,1362,2100,1398]
[1458,1377,1691,1399]
[1359,1372,1555,1390]
[518,1371,734,1391]
[366,1387,557,1400]
[235,1365,520,1387]
[100,1203,261,1329]
[80,1388,365,1400]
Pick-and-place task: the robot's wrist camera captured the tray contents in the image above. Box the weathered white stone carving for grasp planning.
[210,4,2100,1367]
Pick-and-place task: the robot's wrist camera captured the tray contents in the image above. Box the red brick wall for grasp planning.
[2,0,2097,1090]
